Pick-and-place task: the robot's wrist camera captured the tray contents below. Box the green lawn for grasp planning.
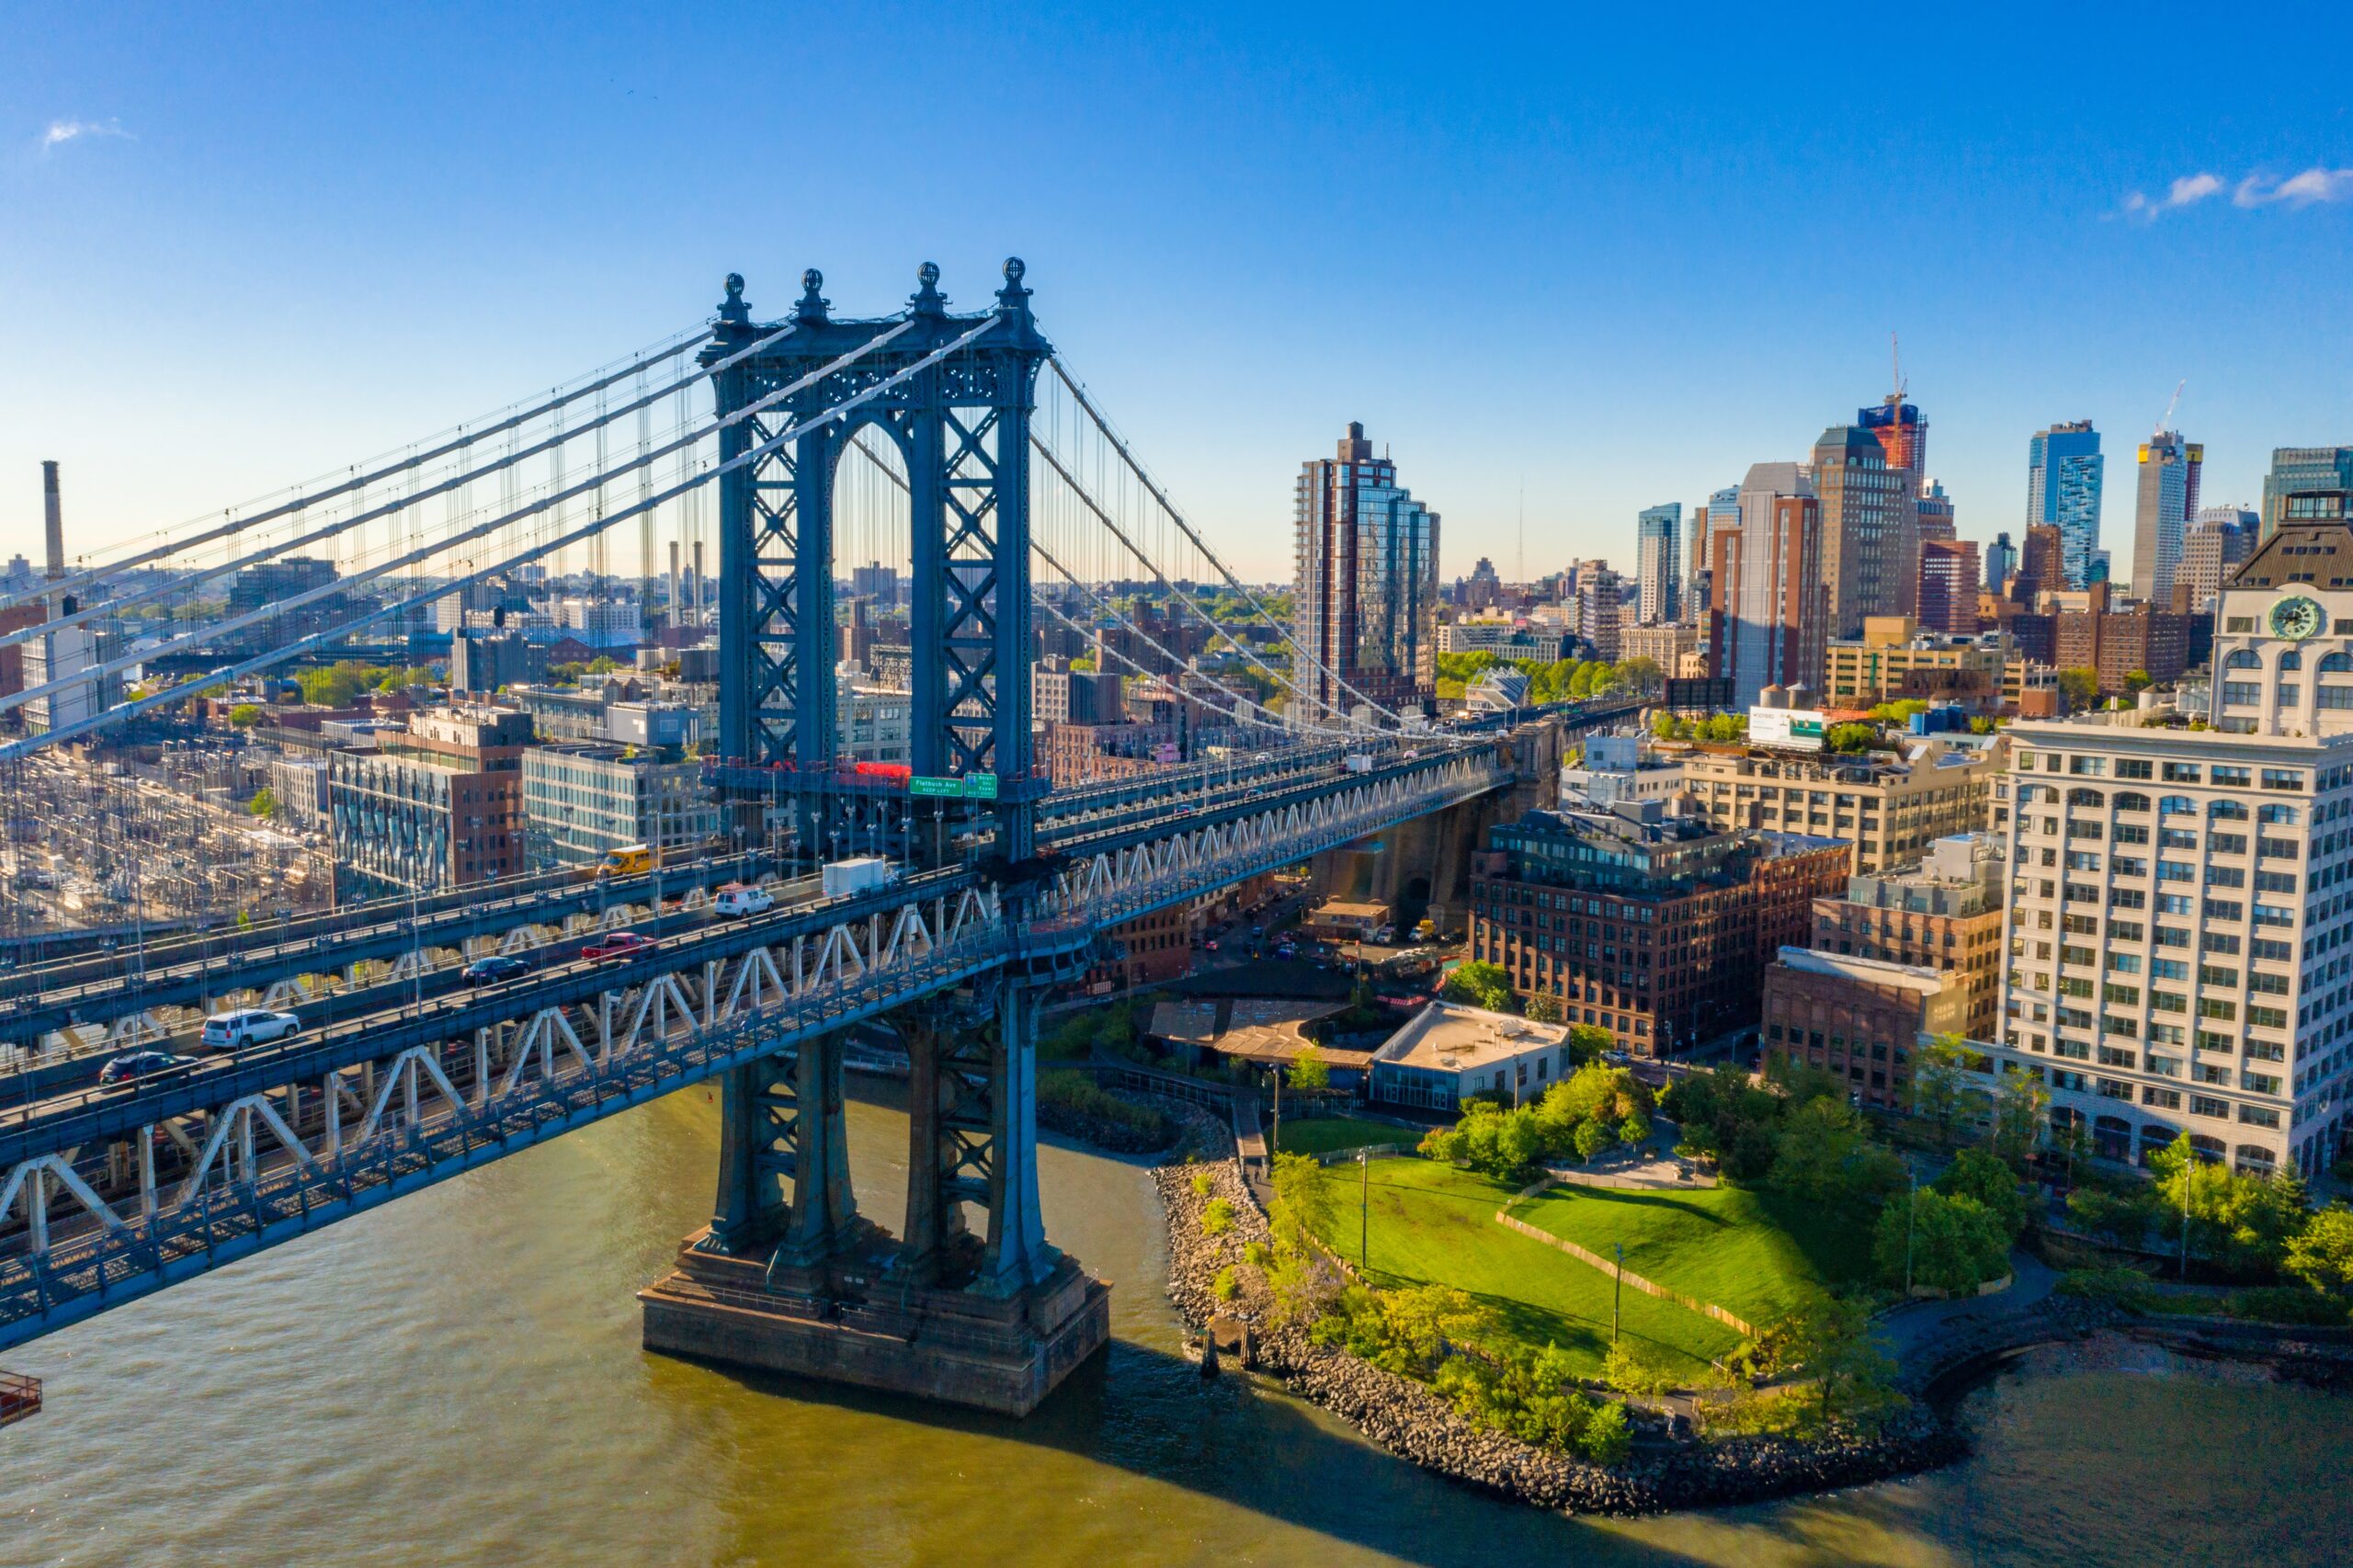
[1274,1116,1419,1158]
[1513,1180,1873,1330]
[1305,1158,1743,1379]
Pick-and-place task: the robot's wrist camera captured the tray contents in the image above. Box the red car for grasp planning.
[582,931,654,962]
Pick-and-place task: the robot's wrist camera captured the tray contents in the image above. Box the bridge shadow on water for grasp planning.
[677,1337,1750,1568]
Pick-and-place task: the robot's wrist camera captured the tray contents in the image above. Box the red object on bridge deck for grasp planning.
[0,1370,41,1426]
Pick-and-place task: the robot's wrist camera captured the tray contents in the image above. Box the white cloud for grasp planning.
[39,118,131,151]
[2121,170,2223,220]
[2234,166,2353,207]
[2125,165,2353,219]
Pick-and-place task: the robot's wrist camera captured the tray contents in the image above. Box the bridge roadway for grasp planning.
[0,851,779,1047]
[0,722,1563,1047]
[0,741,1515,1348]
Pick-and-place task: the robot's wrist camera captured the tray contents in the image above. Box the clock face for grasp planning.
[2271,596,2325,641]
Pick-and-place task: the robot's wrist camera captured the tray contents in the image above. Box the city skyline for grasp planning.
[6,6,2353,587]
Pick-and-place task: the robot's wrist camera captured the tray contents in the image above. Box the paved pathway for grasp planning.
[1875,1248,2062,1369]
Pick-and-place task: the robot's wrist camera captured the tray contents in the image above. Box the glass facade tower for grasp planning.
[2029,420,2105,589]
[1292,423,1438,721]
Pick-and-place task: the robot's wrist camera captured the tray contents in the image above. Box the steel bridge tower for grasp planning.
[642,262,1106,1414]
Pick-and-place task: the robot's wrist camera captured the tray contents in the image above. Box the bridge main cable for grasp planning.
[0,324,718,617]
[0,314,1003,757]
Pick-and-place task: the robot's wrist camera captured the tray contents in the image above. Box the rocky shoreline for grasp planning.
[1150,1156,1967,1517]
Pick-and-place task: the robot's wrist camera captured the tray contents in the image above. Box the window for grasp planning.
[2258,803,2300,825]
[2198,997,2238,1021]
[2162,764,2201,784]
[2190,1095,2230,1119]
[2239,1105,2281,1129]
[2159,795,2196,816]
[2222,683,2261,706]
[2212,766,2252,787]
[2152,958,2188,980]
[2198,964,2240,987]
[2262,769,2306,792]
[2107,952,2142,974]
[2225,650,2264,670]
[2117,760,2154,780]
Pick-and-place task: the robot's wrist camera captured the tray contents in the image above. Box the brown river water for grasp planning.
[2,1085,2346,1566]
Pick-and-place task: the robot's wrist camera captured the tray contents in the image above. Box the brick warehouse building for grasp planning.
[1761,949,1970,1109]
[1466,802,1849,1058]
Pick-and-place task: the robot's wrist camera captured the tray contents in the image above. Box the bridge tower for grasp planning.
[641,263,1107,1415]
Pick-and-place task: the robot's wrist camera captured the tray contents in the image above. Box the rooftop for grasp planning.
[1773,946,1950,997]
[1372,999,1570,1074]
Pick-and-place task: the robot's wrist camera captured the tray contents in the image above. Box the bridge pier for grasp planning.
[640,981,1106,1416]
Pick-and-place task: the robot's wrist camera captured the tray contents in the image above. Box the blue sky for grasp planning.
[6,2,2352,585]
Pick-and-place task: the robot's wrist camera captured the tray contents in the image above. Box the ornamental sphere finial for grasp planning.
[1003,256,1026,285]
[917,261,940,289]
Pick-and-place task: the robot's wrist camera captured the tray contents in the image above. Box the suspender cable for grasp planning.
[2,315,995,757]
[0,319,892,722]
[0,321,806,654]
[0,323,712,616]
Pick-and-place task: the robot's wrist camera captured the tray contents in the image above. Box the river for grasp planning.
[2,1087,2345,1567]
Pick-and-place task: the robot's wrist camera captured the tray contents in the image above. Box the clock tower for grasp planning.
[2211,494,2353,736]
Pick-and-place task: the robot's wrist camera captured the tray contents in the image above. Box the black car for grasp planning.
[97,1051,198,1087]
[461,954,532,984]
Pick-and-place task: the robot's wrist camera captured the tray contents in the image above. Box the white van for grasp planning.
[714,884,776,919]
[199,1007,301,1052]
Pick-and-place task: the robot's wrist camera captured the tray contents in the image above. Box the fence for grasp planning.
[1492,1184,1756,1339]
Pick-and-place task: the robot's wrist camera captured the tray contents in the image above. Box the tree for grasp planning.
[1876,1189,2011,1295]
[1267,1151,1336,1257]
[1907,1033,1975,1147]
[227,703,263,728]
[1989,1070,2051,1169]
[2056,667,2100,709]
[1288,1045,1331,1092]
[1617,655,1663,696]
[1565,1022,1612,1063]
[1774,1292,1893,1427]
[1524,992,1564,1025]
[1440,960,1515,1013]
[2122,668,2154,696]
[1825,722,1879,755]
[246,787,278,820]
[2285,1207,2353,1297]
[1936,1147,2029,1243]
[1770,1097,1895,1205]
[2068,1184,2155,1251]
[1651,710,1686,741]
[1573,1118,1616,1162]
[2149,1132,2311,1274]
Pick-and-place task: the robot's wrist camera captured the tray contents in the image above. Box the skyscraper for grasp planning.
[2028,420,2105,588]
[1635,503,1681,625]
[1710,462,1824,709]
[1859,393,1927,494]
[1985,531,2018,592]
[1688,485,1738,628]
[2177,506,2256,614]
[1916,538,1980,635]
[1813,425,1916,640]
[1292,422,1439,720]
[2131,430,2203,607]
[2260,446,2353,541]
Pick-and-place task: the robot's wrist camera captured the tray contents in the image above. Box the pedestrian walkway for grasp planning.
[1876,1248,2061,1371]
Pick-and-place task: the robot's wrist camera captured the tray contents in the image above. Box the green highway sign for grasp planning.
[910,776,963,798]
[963,773,999,800]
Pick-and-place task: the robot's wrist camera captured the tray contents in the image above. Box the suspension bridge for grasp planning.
[0,261,1587,1415]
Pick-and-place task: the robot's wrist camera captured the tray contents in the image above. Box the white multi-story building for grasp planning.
[1990,513,2353,1180]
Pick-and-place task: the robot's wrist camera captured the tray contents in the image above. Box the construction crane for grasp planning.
[2156,378,2186,437]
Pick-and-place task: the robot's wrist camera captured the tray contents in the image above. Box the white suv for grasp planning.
[714,885,776,919]
[199,1007,301,1052]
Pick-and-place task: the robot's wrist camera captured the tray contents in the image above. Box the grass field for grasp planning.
[1305,1158,1744,1378]
[1513,1180,1873,1329]
[1273,1116,1419,1158]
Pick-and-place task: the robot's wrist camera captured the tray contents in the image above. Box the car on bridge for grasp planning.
[199,1007,301,1052]
[460,954,533,985]
[582,931,654,962]
[714,884,775,919]
[97,1051,199,1087]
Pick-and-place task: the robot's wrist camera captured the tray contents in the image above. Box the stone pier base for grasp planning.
[639,1227,1110,1417]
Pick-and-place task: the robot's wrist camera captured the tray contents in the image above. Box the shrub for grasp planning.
[1190,1171,1213,1199]
[1601,1340,1679,1397]
[1037,1069,1173,1153]
[2225,1286,2350,1327]
[1212,1267,1240,1302]
[1875,1189,2011,1295]
[1936,1147,2029,1243]
[1201,1198,1235,1236]
[1580,1402,1632,1464]
[2055,1267,2154,1311]
[1243,1241,1272,1269]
